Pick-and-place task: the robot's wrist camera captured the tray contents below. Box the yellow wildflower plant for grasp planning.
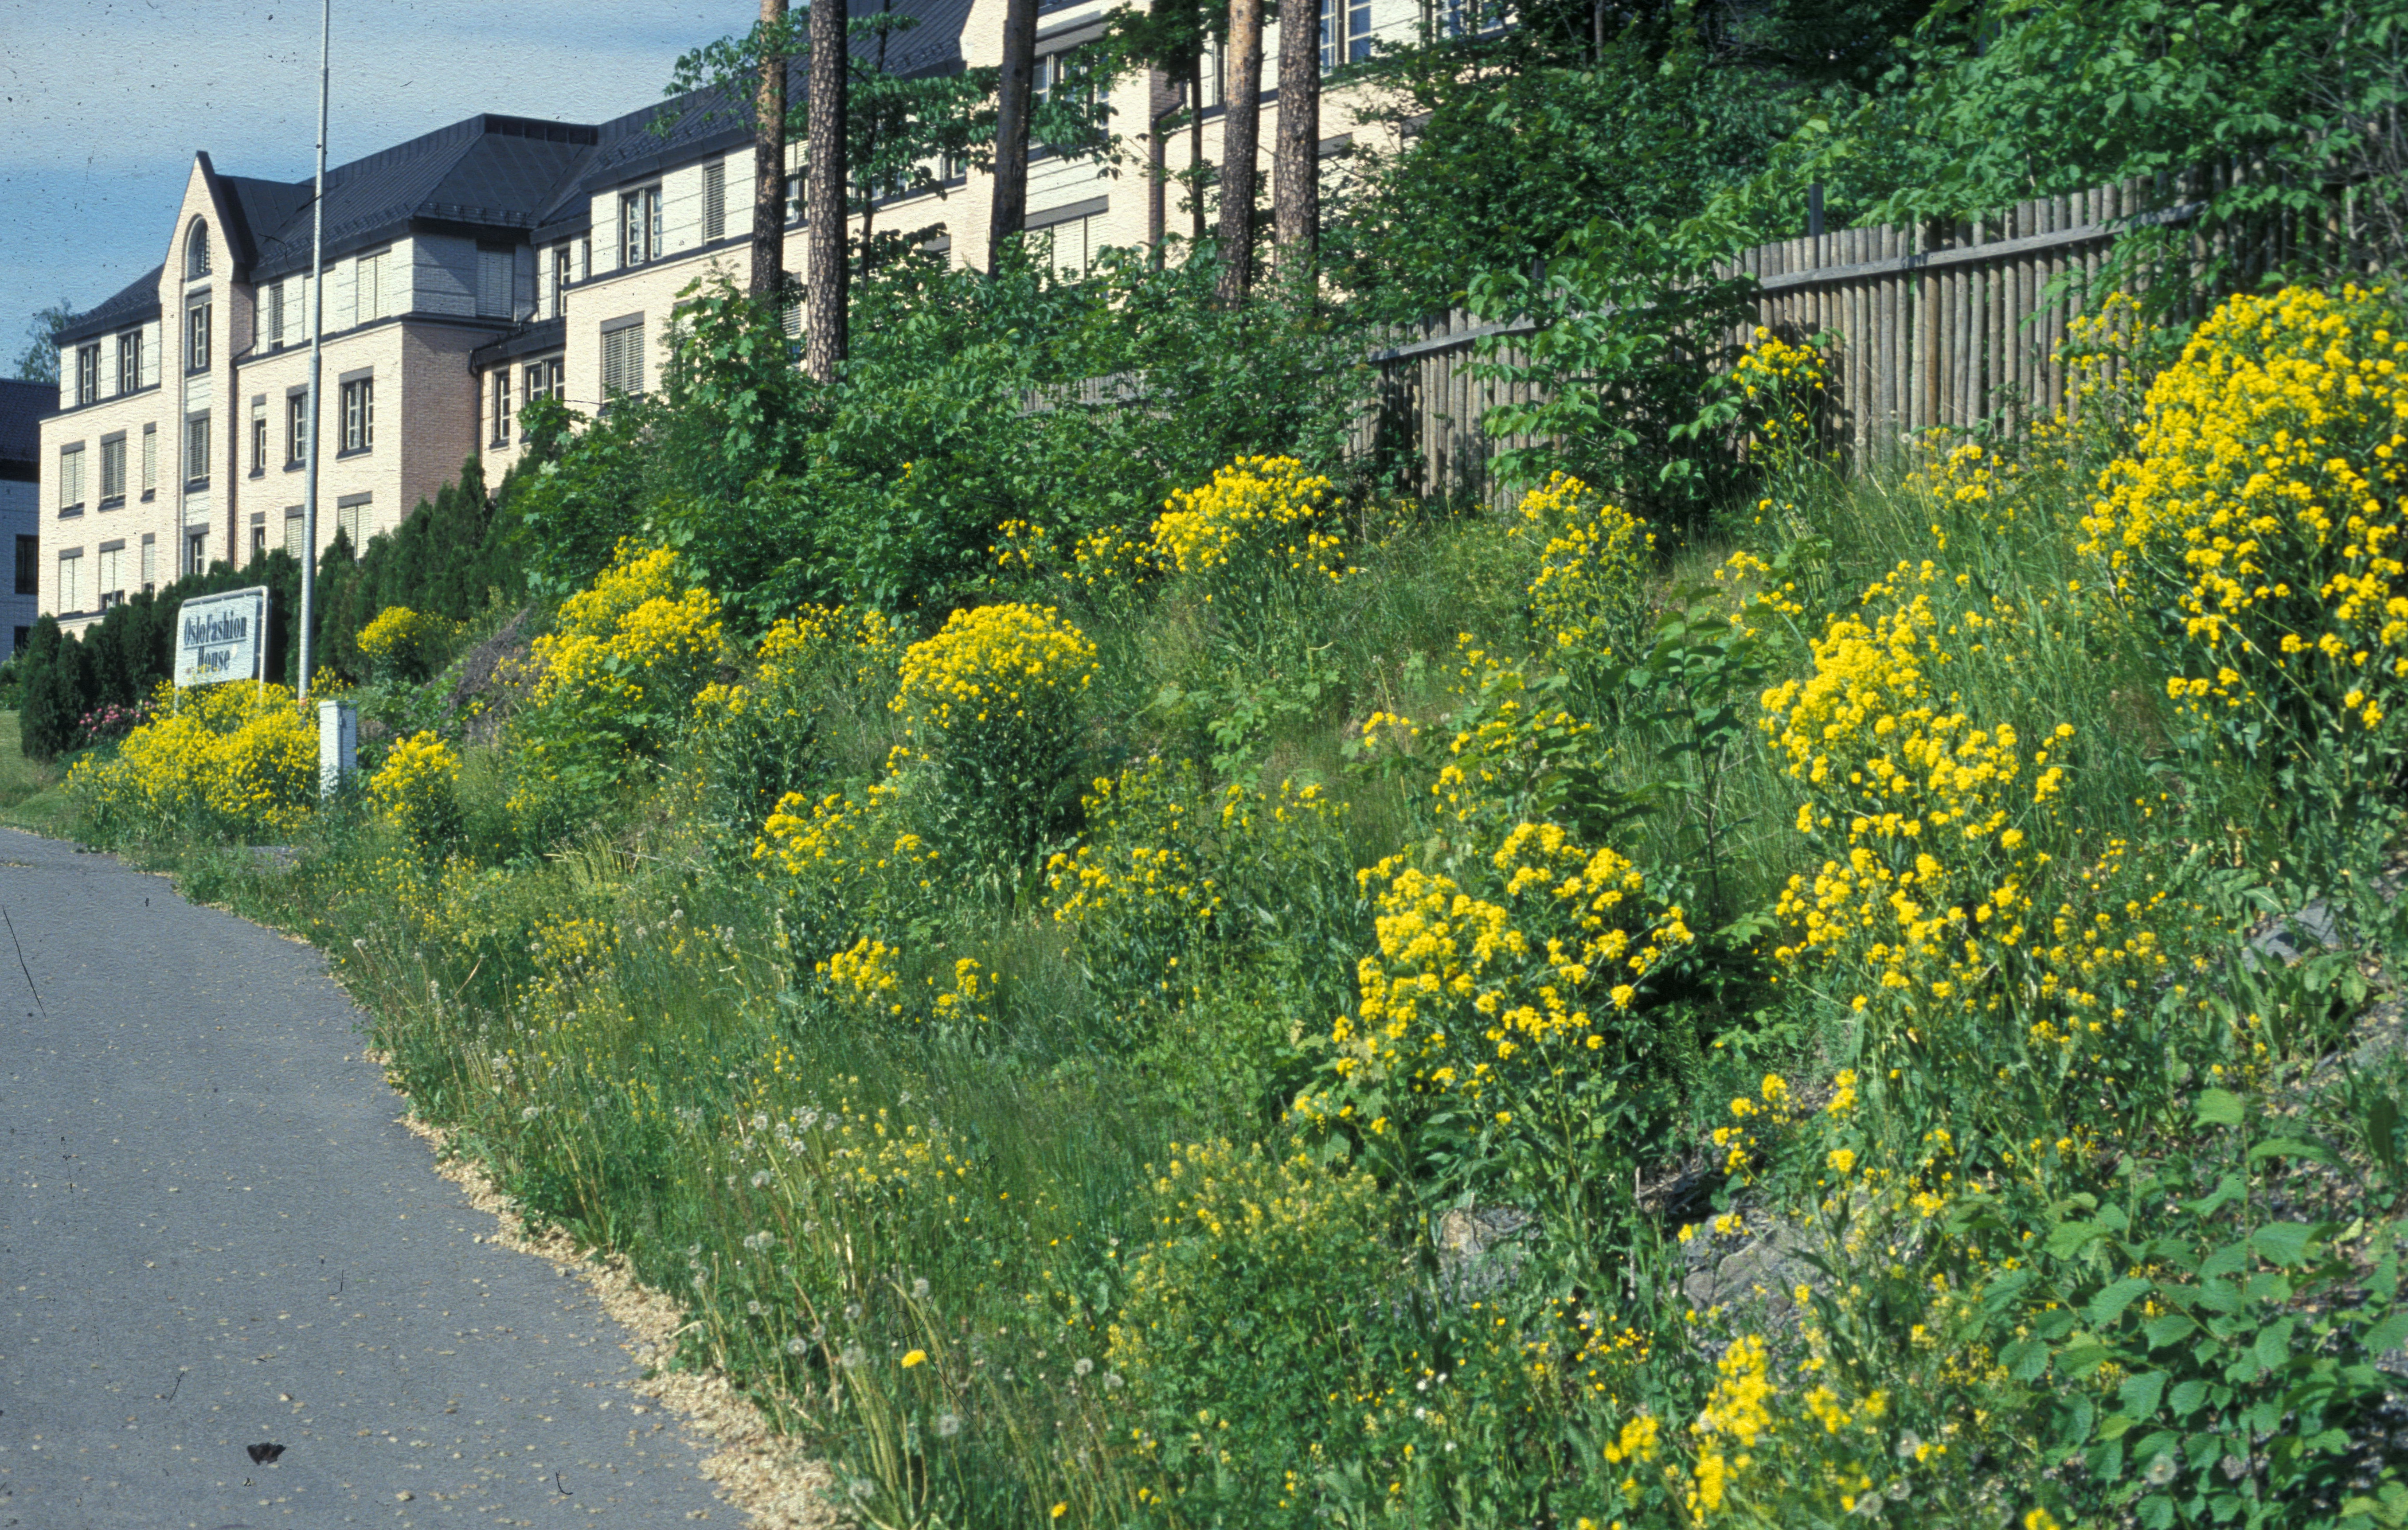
[354,604,460,682]
[368,730,464,848]
[1151,456,1351,633]
[507,543,729,843]
[70,681,318,844]
[1513,472,1657,683]
[1732,327,1832,472]
[892,602,1097,856]
[2080,285,2408,781]
[695,604,899,820]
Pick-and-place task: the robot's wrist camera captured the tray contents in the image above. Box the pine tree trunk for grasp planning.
[805,0,849,382]
[751,0,788,300]
[1273,0,1319,281]
[1216,0,1263,304]
[987,0,1039,269]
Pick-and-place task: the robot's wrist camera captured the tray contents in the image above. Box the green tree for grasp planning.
[12,300,76,386]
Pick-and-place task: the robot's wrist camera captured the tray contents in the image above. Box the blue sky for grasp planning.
[1,0,743,375]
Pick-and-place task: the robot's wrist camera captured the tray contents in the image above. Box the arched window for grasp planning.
[185,220,211,280]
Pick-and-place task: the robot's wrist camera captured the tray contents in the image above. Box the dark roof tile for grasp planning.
[56,267,164,347]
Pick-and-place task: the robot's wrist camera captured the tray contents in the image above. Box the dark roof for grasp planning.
[56,266,164,347]
[470,316,567,371]
[0,379,50,466]
[251,114,599,280]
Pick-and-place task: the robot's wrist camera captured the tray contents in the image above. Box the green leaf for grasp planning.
[2167,1378,2209,1417]
[2252,1316,2296,1370]
[2119,1370,2168,1419]
[2252,1222,2322,1267]
[2249,1136,2338,1165]
[2001,1338,2050,1382]
[2048,1219,2107,1259]
[2195,1088,2247,1126]
[2091,1277,2156,1326]
[2143,1311,2199,1348]
[2361,1311,2408,1354]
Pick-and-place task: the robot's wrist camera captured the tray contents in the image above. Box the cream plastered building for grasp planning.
[40,0,1433,632]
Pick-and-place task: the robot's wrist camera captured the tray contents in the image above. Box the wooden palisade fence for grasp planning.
[1359,169,2295,499]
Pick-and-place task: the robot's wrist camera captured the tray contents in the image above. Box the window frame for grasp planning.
[186,301,211,373]
[185,219,211,280]
[75,344,100,406]
[184,413,211,490]
[98,433,126,506]
[620,185,663,267]
[117,329,143,393]
[141,424,156,497]
[703,160,727,243]
[287,392,310,468]
[340,378,374,455]
[250,403,269,477]
[55,549,83,614]
[13,535,36,598]
[57,443,85,515]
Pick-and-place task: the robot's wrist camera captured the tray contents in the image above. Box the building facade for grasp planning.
[38,0,1428,632]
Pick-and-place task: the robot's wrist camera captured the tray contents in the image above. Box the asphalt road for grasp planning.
[0,829,733,1529]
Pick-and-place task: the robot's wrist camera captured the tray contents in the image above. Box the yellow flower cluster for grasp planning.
[1327,820,1691,1105]
[892,602,1097,743]
[355,605,458,677]
[2080,285,2408,751]
[529,545,726,718]
[69,681,317,843]
[1150,456,1350,589]
[991,519,1160,600]
[1732,327,1830,467]
[368,730,463,846]
[1514,472,1655,670]
[815,937,995,1028]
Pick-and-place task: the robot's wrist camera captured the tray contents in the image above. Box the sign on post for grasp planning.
[173,587,270,691]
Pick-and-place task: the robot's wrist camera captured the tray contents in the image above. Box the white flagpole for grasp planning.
[297,0,330,699]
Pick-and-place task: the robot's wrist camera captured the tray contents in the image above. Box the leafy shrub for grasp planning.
[1105,1140,1406,1509]
[695,604,901,827]
[68,681,316,844]
[891,603,1097,864]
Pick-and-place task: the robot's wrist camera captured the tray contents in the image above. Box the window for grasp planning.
[620,186,662,266]
[491,368,511,446]
[251,403,268,475]
[287,394,310,466]
[266,282,285,348]
[118,330,142,392]
[187,302,211,372]
[786,171,803,224]
[1033,49,1099,151]
[96,545,123,606]
[285,507,306,559]
[477,248,511,319]
[75,344,99,406]
[524,357,562,408]
[703,160,727,243]
[185,530,208,577]
[250,521,267,563]
[185,219,211,279]
[14,535,35,596]
[601,319,644,397]
[337,495,369,549]
[58,444,84,513]
[1321,0,1372,68]
[141,424,156,495]
[141,533,156,592]
[358,250,385,323]
[99,434,125,504]
[184,413,210,487]
[55,551,82,613]
[551,245,572,319]
[341,379,374,453]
